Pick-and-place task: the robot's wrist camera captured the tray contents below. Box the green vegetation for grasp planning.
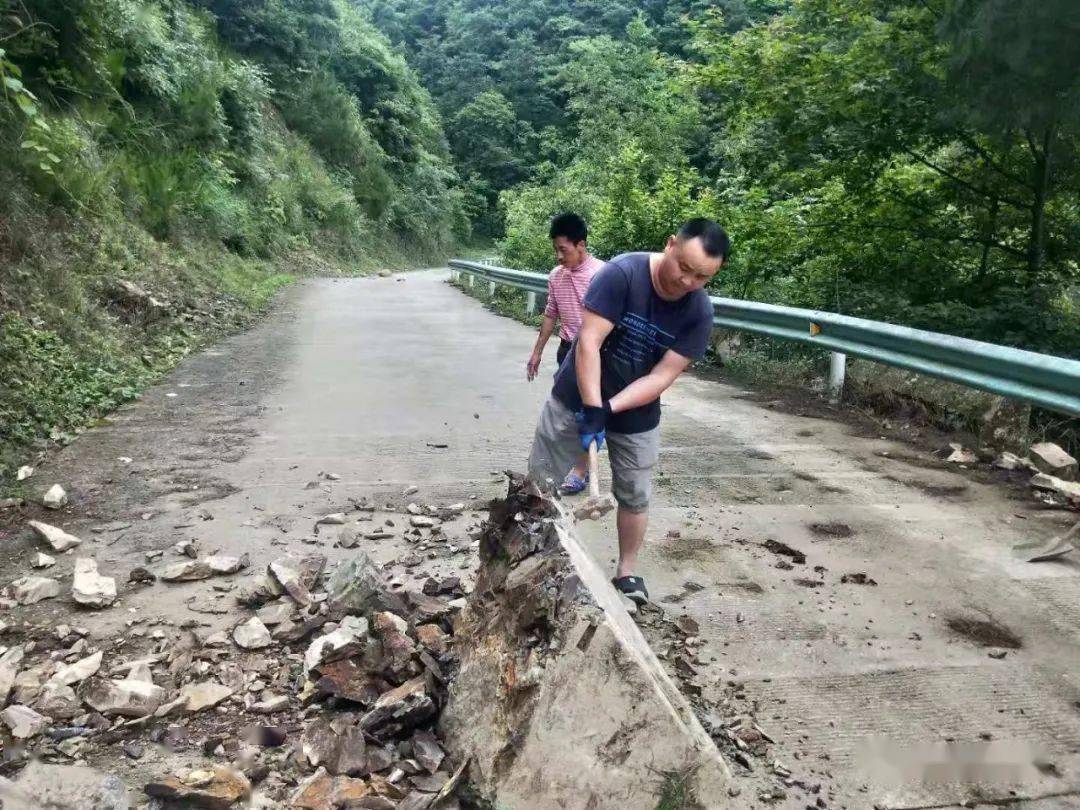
[5,0,1077,474]
[1,0,467,475]
[365,0,1079,359]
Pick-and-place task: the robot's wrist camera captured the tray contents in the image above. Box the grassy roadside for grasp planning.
[0,214,430,492]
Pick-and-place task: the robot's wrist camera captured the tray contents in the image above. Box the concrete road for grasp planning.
[9,270,1080,808]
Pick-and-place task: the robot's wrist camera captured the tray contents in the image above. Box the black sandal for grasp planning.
[611,575,649,606]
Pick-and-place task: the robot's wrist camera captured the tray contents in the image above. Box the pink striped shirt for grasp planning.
[544,255,604,341]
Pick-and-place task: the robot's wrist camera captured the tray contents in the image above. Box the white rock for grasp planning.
[251,695,289,714]
[315,513,346,527]
[203,631,229,648]
[72,558,117,609]
[180,680,234,712]
[945,443,977,464]
[1,704,48,739]
[303,616,369,674]
[46,651,103,689]
[81,677,165,717]
[206,554,247,575]
[125,661,154,684]
[993,452,1034,471]
[10,576,60,605]
[32,552,56,569]
[404,485,419,496]
[256,602,296,627]
[160,560,213,582]
[27,521,82,551]
[0,646,25,704]
[1030,442,1078,480]
[1031,473,1080,505]
[233,617,272,650]
[174,539,198,558]
[409,516,438,528]
[16,465,34,481]
[42,484,68,510]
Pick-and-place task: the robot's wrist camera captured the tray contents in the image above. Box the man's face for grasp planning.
[552,236,587,268]
[655,235,723,300]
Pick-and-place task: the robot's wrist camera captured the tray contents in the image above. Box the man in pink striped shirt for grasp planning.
[526,213,603,492]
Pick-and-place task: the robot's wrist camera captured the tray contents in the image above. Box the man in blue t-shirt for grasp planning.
[528,218,729,605]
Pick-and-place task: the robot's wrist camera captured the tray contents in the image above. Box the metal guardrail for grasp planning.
[448,259,1080,415]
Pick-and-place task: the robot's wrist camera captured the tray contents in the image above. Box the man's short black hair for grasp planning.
[678,218,730,260]
[549,213,588,244]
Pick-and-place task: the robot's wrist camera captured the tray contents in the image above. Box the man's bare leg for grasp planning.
[616,506,648,578]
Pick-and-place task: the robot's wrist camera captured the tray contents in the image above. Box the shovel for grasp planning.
[573,440,616,521]
[1023,520,1080,563]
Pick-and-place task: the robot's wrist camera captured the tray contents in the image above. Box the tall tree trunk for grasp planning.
[1026,124,1055,280]
[976,198,998,287]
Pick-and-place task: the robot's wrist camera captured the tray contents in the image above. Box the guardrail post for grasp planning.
[829,352,847,405]
[526,291,537,315]
[488,281,496,297]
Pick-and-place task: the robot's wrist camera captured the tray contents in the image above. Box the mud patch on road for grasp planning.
[761,539,807,565]
[884,474,969,499]
[808,522,855,539]
[945,614,1023,649]
[657,535,718,563]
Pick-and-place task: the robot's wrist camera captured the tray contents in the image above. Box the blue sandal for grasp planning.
[558,470,589,495]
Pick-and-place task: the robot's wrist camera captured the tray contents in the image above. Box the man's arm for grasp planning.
[608,349,692,413]
[526,316,558,381]
[575,309,615,407]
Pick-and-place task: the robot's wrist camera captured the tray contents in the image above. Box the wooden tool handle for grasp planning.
[588,441,600,499]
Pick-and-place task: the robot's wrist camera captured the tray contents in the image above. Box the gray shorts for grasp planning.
[528,396,660,513]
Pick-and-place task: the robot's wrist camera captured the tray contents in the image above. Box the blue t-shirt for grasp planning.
[551,252,714,434]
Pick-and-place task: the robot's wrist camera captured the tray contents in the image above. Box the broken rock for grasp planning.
[1,704,48,739]
[0,647,24,704]
[313,659,386,705]
[232,617,272,650]
[10,575,60,604]
[359,675,436,736]
[181,681,235,712]
[27,520,82,551]
[1030,442,1078,480]
[145,767,250,809]
[945,443,977,464]
[1031,473,1080,507]
[35,684,82,720]
[993,451,1034,472]
[304,616,369,674]
[46,650,103,689]
[268,554,326,607]
[207,554,248,575]
[43,484,68,510]
[412,731,445,774]
[32,552,56,569]
[161,560,214,582]
[72,557,117,608]
[250,695,289,714]
[1,762,128,810]
[302,716,368,775]
[80,677,166,717]
[415,624,450,656]
[327,552,407,617]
